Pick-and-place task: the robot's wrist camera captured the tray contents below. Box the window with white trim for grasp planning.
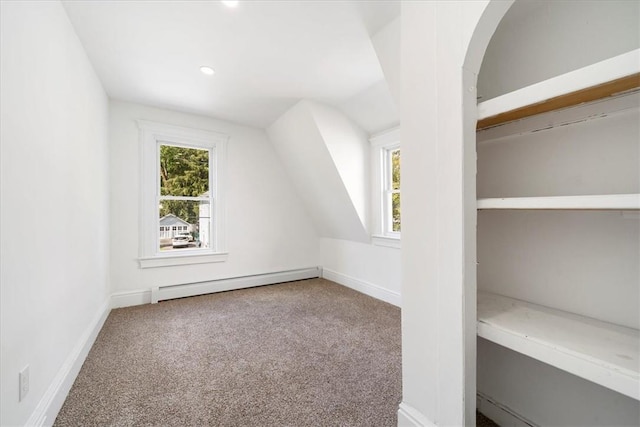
[384,145,401,233]
[138,121,228,268]
[370,127,401,248]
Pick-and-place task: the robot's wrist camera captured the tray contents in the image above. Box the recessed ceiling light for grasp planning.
[200,66,215,76]
[221,1,239,7]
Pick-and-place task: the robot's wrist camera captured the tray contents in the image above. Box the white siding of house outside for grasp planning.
[199,201,210,249]
[158,214,192,239]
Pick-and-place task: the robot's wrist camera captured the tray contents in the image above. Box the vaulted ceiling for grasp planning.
[62,0,400,131]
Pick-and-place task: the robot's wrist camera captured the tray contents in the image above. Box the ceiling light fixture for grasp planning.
[221,1,239,8]
[200,66,215,76]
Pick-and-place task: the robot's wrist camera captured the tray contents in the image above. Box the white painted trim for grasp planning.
[397,402,436,427]
[321,268,400,307]
[477,392,538,427]
[478,49,640,120]
[136,120,228,141]
[371,234,401,249]
[26,299,111,427]
[110,289,152,308]
[138,252,228,269]
[153,267,322,303]
[137,119,228,265]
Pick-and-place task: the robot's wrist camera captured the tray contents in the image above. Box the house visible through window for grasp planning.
[138,120,228,268]
[370,127,401,248]
[158,144,211,252]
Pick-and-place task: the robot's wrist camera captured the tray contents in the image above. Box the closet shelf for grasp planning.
[477,291,639,400]
[477,194,640,210]
[477,49,640,130]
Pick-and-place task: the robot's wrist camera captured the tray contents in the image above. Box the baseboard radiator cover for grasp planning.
[477,391,538,427]
[151,266,322,303]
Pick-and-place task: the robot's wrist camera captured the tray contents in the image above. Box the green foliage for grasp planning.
[391,149,400,190]
[392,193,401,232]
[160,145,209,196]
[159,145,209,224]
[391,149,401,232]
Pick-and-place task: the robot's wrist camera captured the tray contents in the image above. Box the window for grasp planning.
[384,145,401,233]
[138,120,228,268]
[158,145,209,250]
[370,127,401,248]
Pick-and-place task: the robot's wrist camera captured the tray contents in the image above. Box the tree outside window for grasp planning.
[158,145,211,251]
[386,147,401,233]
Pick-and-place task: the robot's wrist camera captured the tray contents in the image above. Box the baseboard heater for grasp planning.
[151,266,322,303]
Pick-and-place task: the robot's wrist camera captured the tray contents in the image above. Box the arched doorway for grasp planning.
[469,1,639,425]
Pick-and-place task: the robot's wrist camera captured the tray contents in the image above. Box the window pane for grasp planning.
[159,200,211,251]
[391,149,400,190]
[392,193,401,232]
[160,145,209,197]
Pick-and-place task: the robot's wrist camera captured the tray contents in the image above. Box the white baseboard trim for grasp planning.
[153,267,322,303]
[477,392,537,427]
[26,299,111,427]
[110,289,152,308]
[398,402,436,427]
[321,268,401,307]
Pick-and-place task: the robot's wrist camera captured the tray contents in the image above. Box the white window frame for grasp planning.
[370,126,401,249]
[138,120,228,268]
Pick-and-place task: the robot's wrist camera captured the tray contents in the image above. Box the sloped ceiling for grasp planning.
[62,0,400,130]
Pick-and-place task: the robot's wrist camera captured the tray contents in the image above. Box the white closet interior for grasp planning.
[474,2,639,425]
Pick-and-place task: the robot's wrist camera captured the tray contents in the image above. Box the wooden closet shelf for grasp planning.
[477,49,640,130]
[477,194,640,210]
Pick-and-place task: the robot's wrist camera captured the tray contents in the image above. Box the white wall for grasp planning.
[337,80,398,135]
[400,2,496,425]
[477,110,640,330]
[0,1,110,425]
[309,101,370,232]
[372,17,401,110]
[109,100,320,298]
[266,100,370,243]
[478,338,640,426]
[267,98,402,309]
[478,0,640,101]
[477,111,640,199]
[267,98,404,309]
[320,238,401,306]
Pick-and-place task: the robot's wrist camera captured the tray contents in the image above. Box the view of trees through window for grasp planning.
[159,145,211,250]
[390,148,401,232]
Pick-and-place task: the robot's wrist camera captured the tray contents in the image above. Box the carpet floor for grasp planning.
[55,278,498,426]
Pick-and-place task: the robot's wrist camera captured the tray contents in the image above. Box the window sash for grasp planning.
[138,120,228,267]
[156,143,215,254]
[383,145,400,236]
[369,126,400,247]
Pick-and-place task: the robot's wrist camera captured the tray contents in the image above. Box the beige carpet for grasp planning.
[55,278,497,426]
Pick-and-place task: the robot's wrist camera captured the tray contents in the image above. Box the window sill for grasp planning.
[139,252,228,269]
[371,235,401,249]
